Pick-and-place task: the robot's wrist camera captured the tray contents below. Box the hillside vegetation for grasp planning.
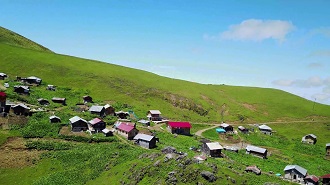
[0,26,52,53]
[1,42,329,122]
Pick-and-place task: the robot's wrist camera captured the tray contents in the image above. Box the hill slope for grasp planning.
[0,26,52,53]
[1,42,329,122]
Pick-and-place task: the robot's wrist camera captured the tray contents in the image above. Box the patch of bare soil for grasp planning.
[0,137,43,168]
[242,103,256,111]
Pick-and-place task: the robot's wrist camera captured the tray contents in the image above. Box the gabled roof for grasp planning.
[168,121,191,128]
[283,165,307,176]
[104,104,112,109]
[148,110,161,114]
[258,124,272,130]
[220,123,231,128]
[115,110,129,114]
[0,72,7,76]
[326,143,330,147]
[304,175,319,183]
[133,133,154,141]
[102,128,113,134]
[89,105,105,112]
[14,85,30,90]
[117,122,135,132]
[206,142,223,150]
[69,116,87,123]
[26,76,41,81]
[89,118,103,125]
[321,174,330,179]
[49,115,60,120]
[306,134,317,139]
[238,126,245,130]
[12,103,30,109]
[246,145,267,154]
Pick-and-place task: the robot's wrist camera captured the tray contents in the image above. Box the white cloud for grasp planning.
[323,86,330,94]
[214,19,295,42]
[311,27,330,38]
[272,76,328,88]
[312,93,330,102]
[307,62,323,69]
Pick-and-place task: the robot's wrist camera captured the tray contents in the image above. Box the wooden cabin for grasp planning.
[116,122,139,140]
[52,97,66,105]
[320,174,330,185]
[11,103,30,115]
[326,143,330,156]
[167,121,191,135]
[302,134,317,144]
[258,124,272,135]
[88,118,106,133]
[49,115,61,123]
[83,95,93,103]
[201,142,223,157]
[133,133,158,149]
[22,76,42,85]
[147,110,162,121]
[220,123,233,132]
[115,110,129,119]
[37,98,50,106]
[88,105,105,117]
[104,104,115,116]
[102,128,113,137]
[238,126,249,134]
[246,145,267,159]
[14,86,30,94]
[0,73,7,80]
[283,165,307,184]
[69,116,88,132]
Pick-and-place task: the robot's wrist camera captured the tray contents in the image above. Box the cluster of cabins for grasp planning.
[283,165,330,185]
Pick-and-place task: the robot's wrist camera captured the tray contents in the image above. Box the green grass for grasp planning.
[0,129,21,145]
[0,26,52,53]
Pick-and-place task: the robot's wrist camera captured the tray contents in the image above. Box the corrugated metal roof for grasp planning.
[304,175,319,183]
[117,122,135,132]
[321,174,330,179]
[133,133,154,141]
[104,104,112,109]
[69,116,87,123]
[12,103,30,109]
[206,142,223,150]
[89,105,104,112]
[246,145,267,154]
[283,165,307,176]
[52,97,66,101]
[168,121,191,128]
[0,72,7,76]
[326,143,330,147]
[89,118,103,125]
[49,115,60,120]
[238,126,245,130]
[308,134,317,139]
[138,120,150,124]
[14,86,30,90]
[149,110,161,114]
[220,123,231,128]
[258,124,272,130]
[102,128,113,133]
[27,76,41,81]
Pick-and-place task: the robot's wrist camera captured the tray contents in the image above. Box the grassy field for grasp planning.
[1,26,330,185]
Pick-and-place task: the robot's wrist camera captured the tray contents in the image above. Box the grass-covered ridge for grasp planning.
[1,42,330,122]
[0,26,52,53]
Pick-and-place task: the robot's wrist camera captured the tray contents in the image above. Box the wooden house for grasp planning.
[220,123,233,132]
[201,142,223,157]
[88,118,106,133]
[0,73,7,80]
[14,86,30,94]
[23,76,42,85]
[49,115,61,123]
[304,175,319,185]
[89,105,105,117]
[102,128,113,137]
[116,122,139,140]
[38,98,50,106]
[11,103,30,115]
[238,126,249,134]
[246,145,267,159]
[147,110,162,121]
[69,116,88,132]
[283,165,307,183]
[104,104,115,116]
[320,174,330,185]
[302,134,317,144]
[167,121,191,135]
[83,95,93,103]
[258,124,272,135]
[115,110,129,119]
[326,143,330,156]
[133,133,158,149]
[46,85,56,91]
[52,97,66,105]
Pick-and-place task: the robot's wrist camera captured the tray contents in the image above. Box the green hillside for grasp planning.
[0,42,329,122]
[0,26,52,53]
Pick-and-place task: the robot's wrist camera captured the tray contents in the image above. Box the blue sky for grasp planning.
[1,0,330,104]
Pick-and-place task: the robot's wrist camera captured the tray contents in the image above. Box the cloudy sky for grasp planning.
[1,0,330,104]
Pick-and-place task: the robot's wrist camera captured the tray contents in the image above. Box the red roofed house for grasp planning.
[320,174,330,185]
[167,121,191,135]
[116,122,139,140]
[304,175,319,185]
[88,118,106,133]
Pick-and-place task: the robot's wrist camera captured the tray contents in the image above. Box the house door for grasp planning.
[293,174,296,179]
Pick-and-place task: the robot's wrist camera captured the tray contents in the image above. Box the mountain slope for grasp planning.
[0,26,52,53]
[1,42,329,123]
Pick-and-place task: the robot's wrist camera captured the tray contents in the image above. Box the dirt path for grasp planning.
[195,124,218,137]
